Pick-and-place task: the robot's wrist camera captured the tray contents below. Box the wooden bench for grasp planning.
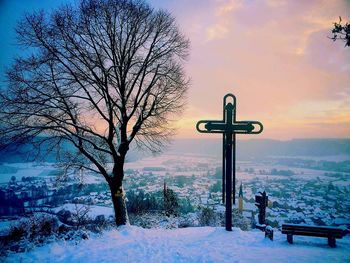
[281,223,344,248]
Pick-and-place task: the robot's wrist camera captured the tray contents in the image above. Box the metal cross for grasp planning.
[196,93,263,231]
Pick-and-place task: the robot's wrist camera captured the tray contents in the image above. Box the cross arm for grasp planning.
[235,121,263,134]
[196,120,226,133]
[196,120,263,134]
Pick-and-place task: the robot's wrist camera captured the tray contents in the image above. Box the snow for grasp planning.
[4,226,350,263]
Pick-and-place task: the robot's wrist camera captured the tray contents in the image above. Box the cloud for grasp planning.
[266,0,286,8]
[205,0,243,41]
[206,24,229,40]
[215,0,243,16]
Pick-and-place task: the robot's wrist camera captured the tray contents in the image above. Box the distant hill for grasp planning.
[1,138,350,163]
[168,138,350,160]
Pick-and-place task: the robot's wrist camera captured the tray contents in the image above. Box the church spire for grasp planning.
[164,180,167,195]
[239,182,243,198]
[238,182,243,212]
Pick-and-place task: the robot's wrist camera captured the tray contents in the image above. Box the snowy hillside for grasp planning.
[4,226,350,263]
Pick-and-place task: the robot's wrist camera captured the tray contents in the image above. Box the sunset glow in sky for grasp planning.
[1,0,349,140]
[154,0,350,140]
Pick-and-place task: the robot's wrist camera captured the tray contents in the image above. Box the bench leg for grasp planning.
[287,234,293,244]
[265,229,273,241]
[328,237,336,248]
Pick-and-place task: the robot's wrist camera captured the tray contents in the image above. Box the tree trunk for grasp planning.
[110,184,129,226]
[109,162,129,226]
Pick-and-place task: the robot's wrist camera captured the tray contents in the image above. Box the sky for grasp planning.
[0,0,349,140]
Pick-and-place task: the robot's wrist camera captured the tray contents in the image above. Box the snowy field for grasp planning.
[4,226,350,263]
[0,163,57,183]
[53,203,114,218]
[125,154,220,172]
[0,162,103,184]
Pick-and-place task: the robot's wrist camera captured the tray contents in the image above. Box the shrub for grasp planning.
[57,209,72,224]
[179,198,194,214]
[127,190,162,215]
[8,225,27,242]
[199,207,217,226]
[70,203,91,229]
[26,214,59,240]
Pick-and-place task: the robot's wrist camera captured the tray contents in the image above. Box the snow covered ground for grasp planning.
[4,226,350,263]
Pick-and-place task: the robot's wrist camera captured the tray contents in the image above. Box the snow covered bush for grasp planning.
[7,224,27,242]
[178,213,199,228]
[232,210,251,231]
[8,213,59,242]
[28,214,59,239]
[197,207,251,230]
[128,211,199,229]
[56,209,73,225]
[178,198,194,214]
[0,211,114,256]
[88,215,115,233]
[199,207,218,226]
[0,213,60,254]
[129,212,170,229]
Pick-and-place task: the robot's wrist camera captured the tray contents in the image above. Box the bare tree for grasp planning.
[330,16,350,47]
[0,0,189,226]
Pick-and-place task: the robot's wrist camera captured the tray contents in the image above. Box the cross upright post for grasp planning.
[196,93,263,231]
[225,102,233,231]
